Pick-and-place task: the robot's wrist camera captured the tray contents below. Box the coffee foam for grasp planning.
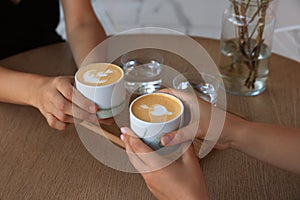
[77,63,123,86]
[132,93,182,123]
[140,104,173,116]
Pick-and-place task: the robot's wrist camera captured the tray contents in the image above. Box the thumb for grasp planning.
[161,122,199,146]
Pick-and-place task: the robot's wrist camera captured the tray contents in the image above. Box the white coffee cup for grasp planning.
[129,93,184,150]
[75,63,125,119]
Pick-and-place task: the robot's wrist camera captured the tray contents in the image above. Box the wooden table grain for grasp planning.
[0,37,299,200]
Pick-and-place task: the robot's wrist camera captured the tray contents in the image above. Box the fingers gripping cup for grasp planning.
[75,63,125,119]
[129,93,184,151]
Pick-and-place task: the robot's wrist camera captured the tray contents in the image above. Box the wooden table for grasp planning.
[0,37,299,199]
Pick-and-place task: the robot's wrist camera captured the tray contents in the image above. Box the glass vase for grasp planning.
[218,0,277,96]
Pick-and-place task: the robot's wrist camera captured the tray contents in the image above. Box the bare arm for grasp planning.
[0,66,44,106]
[61,0,107,66]
[232,121,300,174]
[0,66,98,130]
[0,1,108,130]
[160,89,300,174]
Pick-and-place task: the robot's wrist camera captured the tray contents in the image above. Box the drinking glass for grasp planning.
[121,49,164,95]
[173,72,220,105]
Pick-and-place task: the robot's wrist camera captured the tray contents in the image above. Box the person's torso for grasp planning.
[0,0,63,59]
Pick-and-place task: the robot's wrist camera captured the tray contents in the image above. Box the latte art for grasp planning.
[141,104,174,123]
[83,69,113,84]
[149,105,173,116]
[132,93,182,123]
[76,63,123,86]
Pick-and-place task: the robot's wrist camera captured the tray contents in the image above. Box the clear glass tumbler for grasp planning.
[172,72,220,105]
[121,49,164,95]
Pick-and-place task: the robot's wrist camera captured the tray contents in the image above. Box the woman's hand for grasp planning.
[32,76,103,130]
[120,127,209,200]
[158,88,247,150]
[0,65,113,131]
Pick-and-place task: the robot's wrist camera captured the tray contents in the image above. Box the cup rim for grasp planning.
[75,63,124,88]
[129,92,184,125]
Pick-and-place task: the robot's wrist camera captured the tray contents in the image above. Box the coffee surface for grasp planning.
[77,63,123,86]
[132,94,182,123]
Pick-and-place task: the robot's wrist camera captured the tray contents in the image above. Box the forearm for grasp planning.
[67,19,106,67]
[232,120,300,174]
[0,66,45,106]
[62,0,107,67]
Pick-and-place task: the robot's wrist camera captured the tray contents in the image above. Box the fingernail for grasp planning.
[89,105,97,112]
[120,127,127,134]
[161,135,172,146]
[120,134,125,141]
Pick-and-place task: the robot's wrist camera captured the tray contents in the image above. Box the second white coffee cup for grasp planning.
[129,93,184,150]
